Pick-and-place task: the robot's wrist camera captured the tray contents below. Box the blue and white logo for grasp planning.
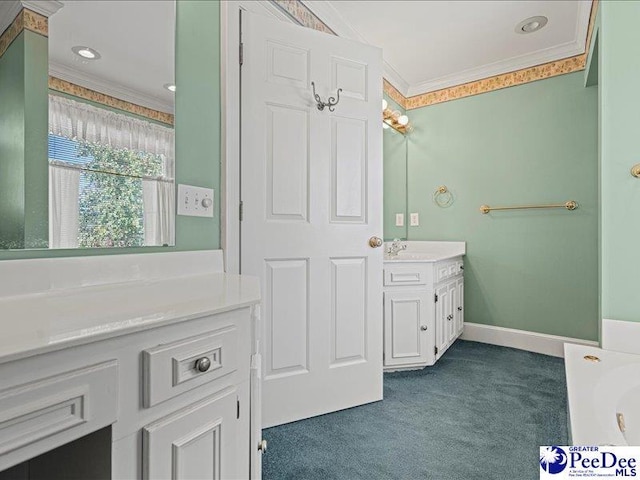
[540,446,568,474]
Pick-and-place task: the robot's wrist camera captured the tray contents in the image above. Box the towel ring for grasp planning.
[433,185,454,208]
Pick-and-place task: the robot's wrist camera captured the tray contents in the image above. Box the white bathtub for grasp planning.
[565,343,640,446]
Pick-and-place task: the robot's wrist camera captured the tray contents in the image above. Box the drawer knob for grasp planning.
[258,439,268,452]
[194,357,211,373]
[420,325,428,331]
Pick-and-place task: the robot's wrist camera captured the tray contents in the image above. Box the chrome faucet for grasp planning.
[387,238,407,256]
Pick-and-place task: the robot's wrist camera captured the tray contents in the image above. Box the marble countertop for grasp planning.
[384,241,466,263]
[0,272,261,365]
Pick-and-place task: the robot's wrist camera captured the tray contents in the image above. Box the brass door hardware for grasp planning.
[369,236,383,248]
[631,164,640,178]
[480,200,578,214]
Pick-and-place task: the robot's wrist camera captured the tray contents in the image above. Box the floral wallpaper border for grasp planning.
[271,0,599,110]
[49,77,175,126]
[24,9,48,36]
[0,9,48,59]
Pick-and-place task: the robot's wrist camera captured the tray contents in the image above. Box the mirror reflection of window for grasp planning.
[48,95,175,248]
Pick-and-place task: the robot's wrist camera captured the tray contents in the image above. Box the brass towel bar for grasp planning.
[480,200,578,214]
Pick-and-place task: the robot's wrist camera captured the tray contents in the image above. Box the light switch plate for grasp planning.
[395,213,404,226]
[177,184,214,218]
[410,213,419,226]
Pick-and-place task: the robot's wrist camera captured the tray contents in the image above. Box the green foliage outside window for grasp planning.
[76,141,164,248]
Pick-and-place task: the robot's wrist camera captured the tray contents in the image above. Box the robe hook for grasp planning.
[311,82,342,112]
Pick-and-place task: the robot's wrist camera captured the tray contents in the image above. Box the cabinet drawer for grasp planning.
[384,264,429,286]
[143,326,238,408]
[435,257,464,282]
[0,361,117,472]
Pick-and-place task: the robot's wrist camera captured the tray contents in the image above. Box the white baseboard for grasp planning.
[601,318,640,355]
[460,322,598,358]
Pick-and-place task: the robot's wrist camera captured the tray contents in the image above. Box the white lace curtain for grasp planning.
[49,165,80,249]
[48,94,175,179]
[48,94,175,247]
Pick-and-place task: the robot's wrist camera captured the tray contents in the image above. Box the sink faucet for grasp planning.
[387,238,407,256]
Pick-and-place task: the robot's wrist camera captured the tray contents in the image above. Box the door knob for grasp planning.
[369,236,383,248]
[420,325,428,331]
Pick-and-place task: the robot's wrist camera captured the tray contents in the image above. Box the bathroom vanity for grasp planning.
[0,251,262,480]
[383,242,465,371]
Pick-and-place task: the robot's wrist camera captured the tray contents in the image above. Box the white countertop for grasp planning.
[384,241,466,263]
[0,272,261,365]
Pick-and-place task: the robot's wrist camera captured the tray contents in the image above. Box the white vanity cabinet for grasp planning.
[383,254,464,371]
[0,251,262,480]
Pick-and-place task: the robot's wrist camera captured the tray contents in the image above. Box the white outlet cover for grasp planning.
[177,184,215,218]
[395,213,404,226]
[410,213,419,226]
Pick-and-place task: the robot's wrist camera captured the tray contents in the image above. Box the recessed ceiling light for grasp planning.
[72,46,101,60]
[164,83,176,92]
[515,16,548,34]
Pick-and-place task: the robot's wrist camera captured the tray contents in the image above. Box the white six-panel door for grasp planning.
[241,11,383,428]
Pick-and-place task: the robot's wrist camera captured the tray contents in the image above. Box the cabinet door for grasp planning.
[447,280,457,344]
[435,283,450,360]
[455,276,464,336]
[143,388,239,480]
[384,290,434,367]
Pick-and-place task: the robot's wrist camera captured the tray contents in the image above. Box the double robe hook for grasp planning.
[311,82,342,112]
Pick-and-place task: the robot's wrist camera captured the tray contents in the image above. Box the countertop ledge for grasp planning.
[0,272,261,365]
[384,240,466,263]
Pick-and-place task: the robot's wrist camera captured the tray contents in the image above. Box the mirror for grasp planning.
[0,0,175,250]
[383,126,408,241]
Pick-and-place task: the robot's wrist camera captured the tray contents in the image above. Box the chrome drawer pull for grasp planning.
[194,357,211,373]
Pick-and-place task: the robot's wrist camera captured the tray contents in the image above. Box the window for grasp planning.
[48,95,174,249]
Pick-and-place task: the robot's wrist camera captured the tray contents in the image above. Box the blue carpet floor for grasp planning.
[262,340,568,480]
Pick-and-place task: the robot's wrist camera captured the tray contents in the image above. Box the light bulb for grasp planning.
[391,110,401,120]
[382,99,388,111]
[398,115,409,126]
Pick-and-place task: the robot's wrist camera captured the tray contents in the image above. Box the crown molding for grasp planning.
[49,62,174,115]
[0,2,24,36]
[0,1,61,38]
[304,0,593,99]
[21,0,63,18]
[406,40,585,97]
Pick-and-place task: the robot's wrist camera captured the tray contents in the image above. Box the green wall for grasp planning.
[0,30,48,250]
[405,72,599,341]
[600,1,640,323]
[0,0,221,260]
[0,33,27,249]
[383,94,408,240]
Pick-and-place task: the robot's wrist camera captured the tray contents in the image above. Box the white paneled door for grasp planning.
[241,11,383,428]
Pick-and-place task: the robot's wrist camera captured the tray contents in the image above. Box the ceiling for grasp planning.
[48,0,175,114]
[305,0,592,97]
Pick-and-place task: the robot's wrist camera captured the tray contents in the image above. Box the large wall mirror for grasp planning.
[0,0,175,250]
[383,126,408,241]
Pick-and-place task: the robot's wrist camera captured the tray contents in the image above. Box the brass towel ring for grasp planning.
[433,185,454,208]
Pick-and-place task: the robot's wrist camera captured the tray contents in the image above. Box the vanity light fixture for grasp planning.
[382,103,412,134]
[72,46,101,60]
[164,83,176,92]
[515,16,548,34]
